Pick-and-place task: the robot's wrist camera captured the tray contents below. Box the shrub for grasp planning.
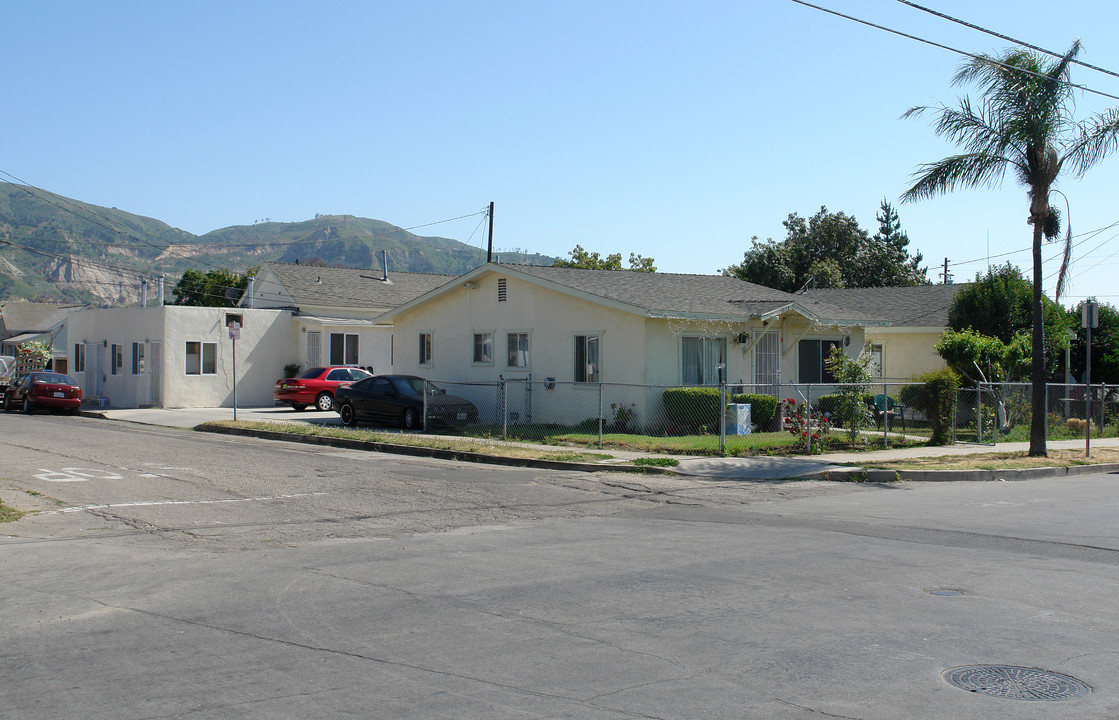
[903,368,960,445]
[663,388,721,432]
[729,393,778,428]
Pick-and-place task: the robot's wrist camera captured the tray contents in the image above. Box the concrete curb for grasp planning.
[195,423,677,475]
[816,463,1119,483]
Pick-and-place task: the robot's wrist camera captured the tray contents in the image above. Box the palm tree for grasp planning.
[902,41,1119,456]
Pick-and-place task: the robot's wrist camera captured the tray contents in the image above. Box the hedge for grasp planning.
[662,388,778,431]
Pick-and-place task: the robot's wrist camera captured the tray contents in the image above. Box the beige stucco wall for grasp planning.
[865,327,947,380]
[389,272,650,384]
[66,306,296,408]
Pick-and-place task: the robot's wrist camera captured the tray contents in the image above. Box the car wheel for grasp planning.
[23,396,32,414]
[2,394,10,412]
[291,403,307,412]
[339,403,357,427]
[315,392,333,412]
[402,407,419,430]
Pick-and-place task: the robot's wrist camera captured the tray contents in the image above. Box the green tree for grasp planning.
[823,345,874,444]
[936,328,1030,385]
[902,41,1119,456]
[553,245,656,272]
[722,206,927,291]
[947,263,1069,377]
[172,267,257,307]
[1068,300,1119,384]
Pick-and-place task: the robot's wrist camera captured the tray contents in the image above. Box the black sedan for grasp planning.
[334,375,479,430]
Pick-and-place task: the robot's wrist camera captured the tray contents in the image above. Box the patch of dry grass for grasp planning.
[867,447,1119,471]
[201,420,616,464]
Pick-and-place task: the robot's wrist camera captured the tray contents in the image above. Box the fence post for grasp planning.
[597,382,604,449]
[805,384,812,455]
[501,378,508,439]
[882,382,889,448]
[719,380,726,457]
[976,386,983,444]
[1099,383,1105,438]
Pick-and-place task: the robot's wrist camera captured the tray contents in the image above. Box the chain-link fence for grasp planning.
[421,378,929,455]
[954,382,1119,444]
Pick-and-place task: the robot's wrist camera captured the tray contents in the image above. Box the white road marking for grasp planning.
[51,492,327,514]
[34,468,124,483]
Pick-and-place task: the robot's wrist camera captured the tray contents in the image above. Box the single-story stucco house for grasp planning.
[243,262,455,376]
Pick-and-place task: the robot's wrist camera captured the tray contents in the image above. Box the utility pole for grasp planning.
[486,201,495,264]
[940,257,953,284]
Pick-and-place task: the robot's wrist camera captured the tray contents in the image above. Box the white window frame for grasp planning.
[329,332,359,366]
[132,342,145,375]
[680,335,727,386]
[111,344,123,375]
[865,342,884,378]
[185,341,217,376]
[472,331,494,366]
[418,331,433,368]
[574,333,601,383]
[506,331,530,369]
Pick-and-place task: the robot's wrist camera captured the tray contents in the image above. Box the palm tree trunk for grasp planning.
[1029,218,1048,456]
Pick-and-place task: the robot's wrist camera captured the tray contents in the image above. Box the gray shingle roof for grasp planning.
[0,302,83,338]
[800,284,965,327]
[498,265,884,325]
[264,262,456,310]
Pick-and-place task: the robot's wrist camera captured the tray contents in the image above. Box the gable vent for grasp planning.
[498,278,507,302]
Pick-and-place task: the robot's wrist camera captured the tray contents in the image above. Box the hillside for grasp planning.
[0,183,552,305]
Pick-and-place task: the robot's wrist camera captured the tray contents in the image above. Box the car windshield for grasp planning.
[389,377,440,397]
[299,367,326,379]
[34,373,77,385]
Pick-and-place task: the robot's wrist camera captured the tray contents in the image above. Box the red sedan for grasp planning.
[273,366,371,412]
[3,371,83,415]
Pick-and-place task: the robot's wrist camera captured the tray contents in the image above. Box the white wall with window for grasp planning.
[64,306,296,408]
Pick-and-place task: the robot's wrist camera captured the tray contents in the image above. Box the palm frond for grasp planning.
[901,153,1012,202]
[1062,107,1119,177]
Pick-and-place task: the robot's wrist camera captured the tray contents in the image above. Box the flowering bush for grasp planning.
[610,402,636,425]
[781,398,830,454]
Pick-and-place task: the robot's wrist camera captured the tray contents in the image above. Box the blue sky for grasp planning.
[6,1,1119,307]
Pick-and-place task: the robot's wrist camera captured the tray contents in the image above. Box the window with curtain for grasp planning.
[507,332,529,368]
[473,332,493,364]
[681,336,726,385]
[574,335,600,382]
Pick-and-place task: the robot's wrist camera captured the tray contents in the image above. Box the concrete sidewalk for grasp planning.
[87,405,1119,481]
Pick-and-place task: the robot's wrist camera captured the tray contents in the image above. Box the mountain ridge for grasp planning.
[0,183,552,305]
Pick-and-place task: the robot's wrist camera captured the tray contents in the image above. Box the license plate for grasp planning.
[456,412,467,421]
[53,392,65,398]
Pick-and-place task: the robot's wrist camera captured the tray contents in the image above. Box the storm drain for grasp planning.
[943,665,1090,701]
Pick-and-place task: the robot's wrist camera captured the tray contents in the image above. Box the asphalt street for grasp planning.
[3,412,1119,718]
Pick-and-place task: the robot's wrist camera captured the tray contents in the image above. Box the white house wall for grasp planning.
[67,307,295,408]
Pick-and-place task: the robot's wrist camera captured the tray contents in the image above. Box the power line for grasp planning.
[788,0,1119,102]
[896,0,1119,81]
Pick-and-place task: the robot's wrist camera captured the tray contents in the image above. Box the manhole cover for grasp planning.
[943,665,1090,701]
